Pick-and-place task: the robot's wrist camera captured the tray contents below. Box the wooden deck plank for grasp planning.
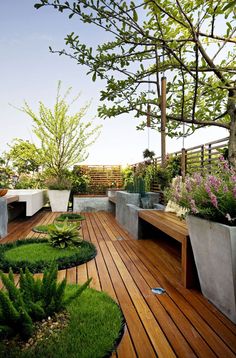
[66,267,77,285]
[115,240,197,358]
[86,213,155,356]
[85,212,137,357]
[76,264,88,285]
[127,239,236,358]
[1,210,236,358]
[106,240,176,358]
[118,240,215,358]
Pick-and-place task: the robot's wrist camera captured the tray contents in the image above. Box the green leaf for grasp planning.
[92,72,97,81]
[133,9,138,22]
[34,3,44,9]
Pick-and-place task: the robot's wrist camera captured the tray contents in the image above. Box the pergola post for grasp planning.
[161,76,166,166]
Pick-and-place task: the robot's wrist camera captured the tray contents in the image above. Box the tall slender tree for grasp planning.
[20,82,101,179]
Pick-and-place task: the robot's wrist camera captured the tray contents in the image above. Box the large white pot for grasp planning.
[48,190,71,212]
[186,215,236,323]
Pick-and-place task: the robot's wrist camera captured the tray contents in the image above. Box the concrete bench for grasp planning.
[108,196,117,204]
[138,210,198,288]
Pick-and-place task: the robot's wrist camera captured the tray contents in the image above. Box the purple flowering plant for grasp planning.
[168,157,236,225]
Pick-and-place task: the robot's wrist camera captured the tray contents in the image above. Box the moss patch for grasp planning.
[55,213,85,222]
[0,239,96,273]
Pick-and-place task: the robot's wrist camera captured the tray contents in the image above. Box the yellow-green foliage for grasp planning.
[48,219,82,249]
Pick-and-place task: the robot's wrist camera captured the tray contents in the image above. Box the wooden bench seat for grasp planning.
[138,210,197,288]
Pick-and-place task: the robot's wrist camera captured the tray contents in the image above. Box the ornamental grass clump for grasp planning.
[168,157,236,225]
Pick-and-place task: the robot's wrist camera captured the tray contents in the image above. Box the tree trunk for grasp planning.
[227,90,236,168]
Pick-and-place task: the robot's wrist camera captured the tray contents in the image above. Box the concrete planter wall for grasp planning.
[186,215,236,323]
[73,196,112,212]
[115,191,140,233]
[115,191,161,239]
[48,190,71,212]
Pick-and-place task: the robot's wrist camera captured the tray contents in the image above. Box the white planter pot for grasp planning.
[48,190,71,212]
[186,215,236,323]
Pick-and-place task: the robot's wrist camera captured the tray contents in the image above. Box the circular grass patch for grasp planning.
[55,213,85,222]
[0,238,96,273]
[0,285,125,358]
[32,223,81,234]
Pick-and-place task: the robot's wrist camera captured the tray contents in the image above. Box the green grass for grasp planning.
[0,239,97,273]
[55,213,85,222]
[0,285,125,358]
[33,223,80,234]
[5,243,81,263]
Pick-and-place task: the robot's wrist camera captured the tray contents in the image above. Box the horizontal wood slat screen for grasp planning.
[130,137,228,193]
[78,165,123,188]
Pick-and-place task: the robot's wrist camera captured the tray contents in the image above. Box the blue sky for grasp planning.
[0,1,228,166]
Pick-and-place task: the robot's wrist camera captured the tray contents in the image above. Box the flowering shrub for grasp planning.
[168,157,236,225]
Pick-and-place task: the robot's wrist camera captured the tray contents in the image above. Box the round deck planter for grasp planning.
[186,215,236,323]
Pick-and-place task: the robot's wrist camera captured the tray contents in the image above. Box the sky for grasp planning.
[0,1,229,167]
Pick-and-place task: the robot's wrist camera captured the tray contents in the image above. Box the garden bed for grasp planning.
[0,285,125,358]
[0,238,97,273]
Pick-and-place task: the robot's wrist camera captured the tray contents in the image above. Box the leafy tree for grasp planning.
[35,1,236,167]
[20,81,101,180]
[8,139,43,174]
[0,155,13,188]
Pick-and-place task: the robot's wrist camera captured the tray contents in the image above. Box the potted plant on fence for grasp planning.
[168,157,236,323]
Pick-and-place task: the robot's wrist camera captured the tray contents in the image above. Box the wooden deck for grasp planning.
[1,210,236,357]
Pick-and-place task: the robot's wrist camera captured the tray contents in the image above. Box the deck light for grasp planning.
[151,287,165,295]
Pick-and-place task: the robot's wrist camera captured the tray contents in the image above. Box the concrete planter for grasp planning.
[48,190,71,212]
[186,215,236,323]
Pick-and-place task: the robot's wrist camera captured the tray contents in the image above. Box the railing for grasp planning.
[184,137,228,175]
[131,137,229,192]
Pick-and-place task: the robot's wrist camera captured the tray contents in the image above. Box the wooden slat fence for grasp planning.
[79,165,123,188]
[131,137,228,192]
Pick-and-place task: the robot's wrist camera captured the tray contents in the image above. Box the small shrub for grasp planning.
[126,176,146,197]
[45,177,71,190]
[48,220,82,249]
[33,223,70,234]
[0,264,92,340]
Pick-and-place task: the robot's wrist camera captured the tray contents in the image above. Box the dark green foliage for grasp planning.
[48,220,82,249]
[126,176,146,197]
[143,149,155,160]
[155,166,171,190]
[0,238,97,274]
[166,155,182,178]
[0,264,91,340]
[55,213,85,222]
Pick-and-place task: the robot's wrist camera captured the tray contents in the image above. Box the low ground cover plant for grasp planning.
[55,213,85,222]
